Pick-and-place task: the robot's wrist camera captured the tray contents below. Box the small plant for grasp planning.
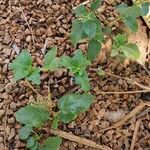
[10,47,94,150]
[9,1,150,150]
[61,50,91,91]
[71,0,103,60]
[111,34,140,60]
[71,0,150,61]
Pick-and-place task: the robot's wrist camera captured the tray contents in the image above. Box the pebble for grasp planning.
[3,48,11,55]
[8,117,15,124]
[8,128,15,140]
[9,102,16,110]
[5,83,13,93]
[0,84,5,92]
[54,69,63,78]
[0,110,5,118]
[26,35,31,43]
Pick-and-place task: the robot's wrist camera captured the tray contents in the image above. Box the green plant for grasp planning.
[111,34,140,60]
[71,0,150,61]
[9,46,60,85]
[71,0,103,60]
[61,49,91,91]
[10,47,94,150]
[9,1,150,149]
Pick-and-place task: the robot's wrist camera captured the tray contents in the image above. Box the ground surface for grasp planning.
[0,0,150,150]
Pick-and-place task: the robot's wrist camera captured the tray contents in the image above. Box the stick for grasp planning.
[4,106,8,150]
[99,102,148,132]
[90,68,150,90]
[19,5,36,46]
[98,89,150,94]
[50,129,112,150]
[130,119,141,150]
[73,0,90,10]
[25,80,42,98]
[111,74,150,90]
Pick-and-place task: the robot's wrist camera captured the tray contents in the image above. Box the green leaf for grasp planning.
[97,67,105,77]
[27,68,41,85]
[111,34,127,57]
[75,71,90,92]
[58,93,94,123]
[124,16,138,32]
[141,2,150,16]
[43,46,60,71]
[52,114,60,129]
[39,137,62,150]
[16,104,50,127]
[30,141,39,150]
[121,43,140,60]
[27,137,36,148]
[19,125,33,140]
[61,55,72,68]
[74,5,87,17]
[112,34,140,60]
[9,50,32,81]
[91,0,102,11]
[82,21,97,39]
[116,3,141,32]
[87,40,101,60]
[59,111,77,123]
[61,50,91,75]
[72,50,91,71]
[113,34,127,48]
[70,20,86,46]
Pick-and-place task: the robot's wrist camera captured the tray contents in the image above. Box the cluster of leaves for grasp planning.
[70,0,150,61]
[116,2,150,32]
[15,93,93,149]
[16,104,62,150]
[9,1,150,150]
[111,34,140,60]
[61,50,91,91]
[10,47,94,149]
[9,46,60,85]
[71,0,103,61]
[10,47,91,91]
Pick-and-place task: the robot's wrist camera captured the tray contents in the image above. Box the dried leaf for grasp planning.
[128,19,150,65]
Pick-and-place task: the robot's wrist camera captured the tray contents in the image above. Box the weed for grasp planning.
[9,0,150,149]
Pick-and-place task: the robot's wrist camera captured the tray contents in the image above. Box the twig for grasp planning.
[90,68,150,90]
[4,106,8,150]
[50,129,112,150]
[99,101,150,133]
[19,5,36,46]
[111,74,150,90]
[140,64,150,76]
[73,0,90,10]
[136,107,150,119]
[130,119,141,150]
[98,89,150,94]
[25,80,41,97]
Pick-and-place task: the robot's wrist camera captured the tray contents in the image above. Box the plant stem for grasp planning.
[98,90,150,94]
[90,68,150,90]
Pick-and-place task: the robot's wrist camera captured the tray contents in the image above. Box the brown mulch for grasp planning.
[0,0,150,150]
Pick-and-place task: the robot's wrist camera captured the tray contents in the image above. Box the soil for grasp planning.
[0,0,150,150]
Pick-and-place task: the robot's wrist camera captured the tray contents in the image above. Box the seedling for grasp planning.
[61,50,91,91]
[9,1,150,150]
[71,0,150,61]
[10,47,94,150]
[111,34,140,60]
[71,0,103,60]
